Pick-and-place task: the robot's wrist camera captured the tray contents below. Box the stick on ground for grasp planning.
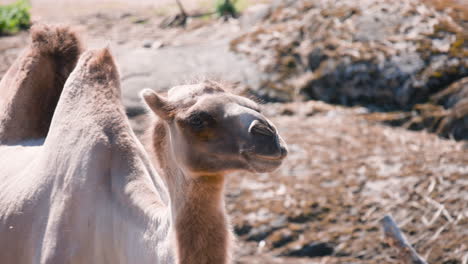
[380,215,429,264]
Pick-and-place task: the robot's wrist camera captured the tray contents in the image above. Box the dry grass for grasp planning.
[228,101,468,263]
[423,0,468,24]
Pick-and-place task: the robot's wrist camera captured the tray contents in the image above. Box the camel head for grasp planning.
[142,81,288,176]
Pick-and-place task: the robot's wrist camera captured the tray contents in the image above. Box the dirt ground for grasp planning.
[0,1,467,263]
[230,102,468,263]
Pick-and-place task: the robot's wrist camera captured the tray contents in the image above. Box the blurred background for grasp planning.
[1,0,467,263]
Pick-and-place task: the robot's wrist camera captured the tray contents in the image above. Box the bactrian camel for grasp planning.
[0,24,288,264]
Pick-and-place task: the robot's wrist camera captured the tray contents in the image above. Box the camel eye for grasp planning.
[188,112,215,129]
[188,112,214,129]
[190,116,203,128]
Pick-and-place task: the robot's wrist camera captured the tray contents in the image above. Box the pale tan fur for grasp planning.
[0,25,287,264]
[0,26,173,264]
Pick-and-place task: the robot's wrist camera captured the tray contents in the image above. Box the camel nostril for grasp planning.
[248,120,276,137]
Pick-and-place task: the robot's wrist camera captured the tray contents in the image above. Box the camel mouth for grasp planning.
[251,153,285,161]
[241,151,286,173]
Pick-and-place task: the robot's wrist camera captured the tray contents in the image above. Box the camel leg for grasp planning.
[0,24,83,144]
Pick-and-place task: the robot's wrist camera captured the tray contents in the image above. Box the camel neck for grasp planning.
[172,175,230,264]
[148,122,231,264]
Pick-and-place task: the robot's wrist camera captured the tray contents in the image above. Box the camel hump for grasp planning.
[31,24,83,65]
[0,24,84,145]
[67,47,121,102]
[46,47,126,143]
[83,47,120,87]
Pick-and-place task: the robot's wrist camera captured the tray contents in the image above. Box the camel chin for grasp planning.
[243,152,286,173]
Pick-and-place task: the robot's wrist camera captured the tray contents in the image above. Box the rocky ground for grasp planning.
[0,0,467,263]
[231,0,468,140]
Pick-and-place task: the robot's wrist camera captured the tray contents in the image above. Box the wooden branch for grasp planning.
[175,0,188,17]
[159,0,188,28]
[189,11,217,18]
[380,215,429,264]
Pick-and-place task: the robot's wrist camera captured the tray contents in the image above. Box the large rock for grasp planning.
[376,76,468,140]
[231,0,468,111]
[430,77,468,139]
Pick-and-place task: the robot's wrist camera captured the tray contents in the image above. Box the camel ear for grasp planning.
[141,89,175,121]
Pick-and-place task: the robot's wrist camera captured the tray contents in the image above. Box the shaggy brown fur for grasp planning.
[144,118,233,264]
[0,24,83,144]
